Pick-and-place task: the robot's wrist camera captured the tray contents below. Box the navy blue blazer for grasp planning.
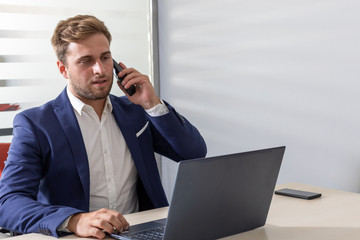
[0,88,207,237]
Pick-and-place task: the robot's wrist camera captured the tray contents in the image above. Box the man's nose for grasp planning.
[93,60,105,74]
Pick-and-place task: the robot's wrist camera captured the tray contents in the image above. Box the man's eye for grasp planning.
[102,56,111,61]
[79,58,93,65]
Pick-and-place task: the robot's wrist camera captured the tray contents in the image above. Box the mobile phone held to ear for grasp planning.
[113,59,136,96]
[275,188,322,200]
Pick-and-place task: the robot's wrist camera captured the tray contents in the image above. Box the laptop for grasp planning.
[108,146,285,240]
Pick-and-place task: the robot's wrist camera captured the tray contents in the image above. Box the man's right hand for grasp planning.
[67,208,130,239]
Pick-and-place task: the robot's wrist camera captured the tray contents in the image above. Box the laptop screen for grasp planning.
[108,146,285,240]
[163,146,285,240]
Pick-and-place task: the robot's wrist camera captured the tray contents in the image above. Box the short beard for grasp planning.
[73,85,111,100]
[70,74,113,101]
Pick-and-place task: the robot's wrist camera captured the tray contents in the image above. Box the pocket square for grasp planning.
[136,121,149,137]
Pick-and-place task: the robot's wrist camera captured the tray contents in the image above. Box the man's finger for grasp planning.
[117,214,130,230]
[90,227,106,239]
[93,218,114,234]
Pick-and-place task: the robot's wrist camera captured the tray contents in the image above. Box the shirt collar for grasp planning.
[67,86,113,115]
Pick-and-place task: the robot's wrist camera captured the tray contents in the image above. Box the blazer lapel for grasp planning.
[53,88,90,210]
[110,98,145,171]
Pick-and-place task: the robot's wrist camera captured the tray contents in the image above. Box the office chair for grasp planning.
[0,143,10,178]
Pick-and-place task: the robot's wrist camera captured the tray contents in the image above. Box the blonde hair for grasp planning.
[51,15,112,65]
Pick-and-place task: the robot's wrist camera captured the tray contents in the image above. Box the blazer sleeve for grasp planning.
[148,101,207,161]
[0,112,83,237]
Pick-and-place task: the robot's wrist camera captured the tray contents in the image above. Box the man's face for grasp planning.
[59,33,113,104]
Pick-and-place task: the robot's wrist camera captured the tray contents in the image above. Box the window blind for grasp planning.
[0,0,155,142]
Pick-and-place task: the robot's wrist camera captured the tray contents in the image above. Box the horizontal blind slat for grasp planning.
[0,0,152,135]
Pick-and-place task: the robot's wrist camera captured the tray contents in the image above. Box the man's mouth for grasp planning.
[92,79,107,86]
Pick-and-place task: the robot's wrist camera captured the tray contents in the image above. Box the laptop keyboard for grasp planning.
[122,226,165,240]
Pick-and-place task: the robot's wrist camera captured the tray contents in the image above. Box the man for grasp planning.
[0,15,206,239]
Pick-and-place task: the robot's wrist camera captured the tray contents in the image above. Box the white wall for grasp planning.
[158,0,360,197]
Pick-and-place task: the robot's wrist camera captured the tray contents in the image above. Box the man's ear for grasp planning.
[57,60,68,79]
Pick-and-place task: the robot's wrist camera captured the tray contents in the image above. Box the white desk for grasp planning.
[10,183,360,240]
[223,182,360,239]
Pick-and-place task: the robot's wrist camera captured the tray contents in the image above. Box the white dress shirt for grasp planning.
[67,86,169,209]
[59,87,169,232]
[67,87,139,214]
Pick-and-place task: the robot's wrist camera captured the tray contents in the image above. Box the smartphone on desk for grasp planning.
[113,59,136,96]
[275,188,322,200]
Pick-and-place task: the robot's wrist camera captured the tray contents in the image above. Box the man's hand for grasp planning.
[67,208,129,239]
[115,62,161,110]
